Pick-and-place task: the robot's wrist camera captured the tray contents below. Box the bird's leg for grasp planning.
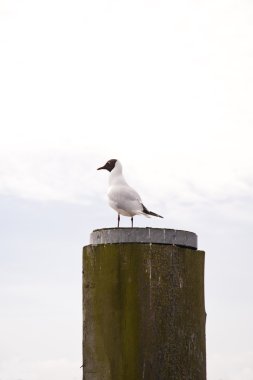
[131,216,133,228]
[117,214,120,228]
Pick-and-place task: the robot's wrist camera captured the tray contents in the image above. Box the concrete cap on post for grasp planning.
[90,227,197,250]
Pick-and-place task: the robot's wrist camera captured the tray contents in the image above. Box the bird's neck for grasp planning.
[109,167,128,186]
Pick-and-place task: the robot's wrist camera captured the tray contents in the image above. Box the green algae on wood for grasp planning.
[83,243,206,380]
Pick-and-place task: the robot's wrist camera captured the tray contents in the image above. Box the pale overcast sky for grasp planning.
[1,0,253,379]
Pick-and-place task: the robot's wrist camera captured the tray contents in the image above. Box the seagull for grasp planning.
[97,159,163,227]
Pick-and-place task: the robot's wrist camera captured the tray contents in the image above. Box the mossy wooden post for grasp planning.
[82,228,206,380]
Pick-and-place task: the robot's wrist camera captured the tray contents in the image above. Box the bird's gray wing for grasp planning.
[108,184,142,203]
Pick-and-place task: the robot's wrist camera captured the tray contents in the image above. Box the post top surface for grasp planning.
[90,228,197,249]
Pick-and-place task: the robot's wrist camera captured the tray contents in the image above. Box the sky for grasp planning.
[0,0,253,379]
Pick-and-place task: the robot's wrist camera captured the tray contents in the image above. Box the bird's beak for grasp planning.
[97,165,106,170]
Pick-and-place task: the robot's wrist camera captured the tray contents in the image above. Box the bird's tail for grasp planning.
[141,204,163,218]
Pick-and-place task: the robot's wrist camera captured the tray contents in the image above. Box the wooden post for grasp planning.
[82,228,206,380]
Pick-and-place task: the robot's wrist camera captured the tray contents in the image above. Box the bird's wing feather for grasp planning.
[107,184,144,216]
[108,185,141,202]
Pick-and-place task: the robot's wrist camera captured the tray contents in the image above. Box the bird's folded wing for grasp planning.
[108,185,142,202]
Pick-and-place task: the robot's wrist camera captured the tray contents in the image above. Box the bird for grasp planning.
[97,159,163,227]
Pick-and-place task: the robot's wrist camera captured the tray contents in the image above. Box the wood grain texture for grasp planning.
[83,243,206,380]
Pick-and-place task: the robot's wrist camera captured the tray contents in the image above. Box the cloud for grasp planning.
[208,352,253,380]
[0,150,102,204]
[0,357,81,380]
[0,147,252,230]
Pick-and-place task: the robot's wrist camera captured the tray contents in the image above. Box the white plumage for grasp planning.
[97,159,163,227]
